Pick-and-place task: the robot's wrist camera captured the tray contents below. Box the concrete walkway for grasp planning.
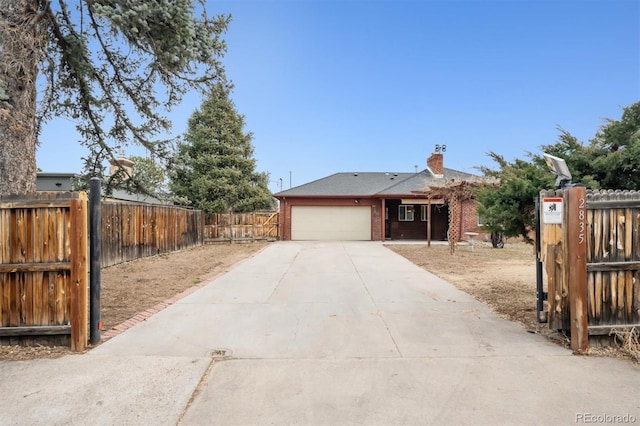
[0,242,638,425]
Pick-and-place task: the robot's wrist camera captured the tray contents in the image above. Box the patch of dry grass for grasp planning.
[611,328,640,362]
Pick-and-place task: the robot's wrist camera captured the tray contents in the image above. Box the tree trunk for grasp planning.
[0,0,40,195]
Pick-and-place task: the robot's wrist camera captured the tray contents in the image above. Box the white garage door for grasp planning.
[291,206,371,241]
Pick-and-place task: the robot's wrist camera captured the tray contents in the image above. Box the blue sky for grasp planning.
[37,0,640,193]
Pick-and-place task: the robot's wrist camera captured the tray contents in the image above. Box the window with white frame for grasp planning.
[421,205,429,221]
[399,205,414,221]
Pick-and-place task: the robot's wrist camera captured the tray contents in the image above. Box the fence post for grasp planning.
[564,185,588,352]
[252,211,256,241]
[89,178,102,344]
[69,192,89,352]
[535,197,546,323]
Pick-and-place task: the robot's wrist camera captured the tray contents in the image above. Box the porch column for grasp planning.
[381,198,386,242]
[427,200,432,247]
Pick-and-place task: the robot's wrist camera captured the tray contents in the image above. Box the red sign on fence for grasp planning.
[542,197,563,224]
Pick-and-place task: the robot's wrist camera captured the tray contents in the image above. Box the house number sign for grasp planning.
[577,196,586,246]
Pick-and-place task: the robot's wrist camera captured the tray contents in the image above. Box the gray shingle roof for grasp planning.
[274,168,478,197]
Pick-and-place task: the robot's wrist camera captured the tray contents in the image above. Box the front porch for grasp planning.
[381,198,449,242]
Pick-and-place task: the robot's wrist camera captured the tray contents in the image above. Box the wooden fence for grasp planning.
[0,192,88,351]
[204,212,279,242]
[540,188,640,351]
[586,190,640,333]
[101,201,204,267]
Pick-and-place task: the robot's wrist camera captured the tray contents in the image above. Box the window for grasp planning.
[399,205,414,221]
[477,212,486,227]
[421,205,429,222]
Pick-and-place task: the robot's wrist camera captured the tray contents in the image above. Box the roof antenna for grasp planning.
[414,165,418,173]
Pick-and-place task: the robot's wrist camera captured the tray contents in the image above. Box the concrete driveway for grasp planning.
[1,241,638,425]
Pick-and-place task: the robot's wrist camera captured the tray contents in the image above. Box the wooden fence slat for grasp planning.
[2,273,9,327]
[587,272,595,322]
[25,272,33,326]
[609,207,616,262]
[47,271,56,326]
[625,270,633,319]
[594,271,602,321]
[616,271,625,322]
[43,208,50,263]
[0,273,4,327]
[33,271,43,326]
[69,193,88,351]
[56,207,64,262]
[9,273,18,326]
[625,208,633,260]
[0,210,6,263]
[55,272,64,326]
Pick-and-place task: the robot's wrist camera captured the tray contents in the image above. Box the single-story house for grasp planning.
[36,171,169,205]
[274,152,487,242]
[36,172,76,191]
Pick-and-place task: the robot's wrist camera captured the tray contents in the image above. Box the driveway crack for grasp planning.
[266,248,301,303]
[176,355,217,425]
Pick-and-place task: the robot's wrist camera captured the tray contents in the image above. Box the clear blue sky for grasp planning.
[37,0,640,193]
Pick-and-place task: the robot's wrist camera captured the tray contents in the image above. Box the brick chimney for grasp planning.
[427,152,444,177]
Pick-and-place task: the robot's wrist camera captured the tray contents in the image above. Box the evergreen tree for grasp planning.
[0,0,229,196]
[475,152,553,243]
[476,101,640,243]
[541,101,640,190]
[170,82,274,214]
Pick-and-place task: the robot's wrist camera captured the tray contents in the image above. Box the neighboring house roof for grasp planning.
[274,167,478,198]
[36,172,170,205]
[108,189,170,205]
[36,173,77,191]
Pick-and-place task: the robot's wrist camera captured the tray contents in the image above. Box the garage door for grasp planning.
[291,206,371,240]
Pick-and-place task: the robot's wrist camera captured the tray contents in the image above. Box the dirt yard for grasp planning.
[2,240,635,361]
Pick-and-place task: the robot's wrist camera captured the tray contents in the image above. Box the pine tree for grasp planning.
[0,0,229,196]
[170,82,274,214]
[476,101,640,243]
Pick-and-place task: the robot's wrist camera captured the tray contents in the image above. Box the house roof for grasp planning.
[274,167,479,198]
[37,172,77,178]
